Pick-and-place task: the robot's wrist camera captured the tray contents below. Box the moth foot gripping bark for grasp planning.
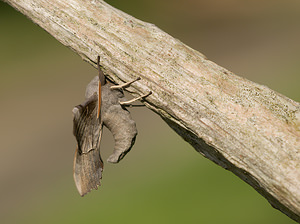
[72,56,151,196]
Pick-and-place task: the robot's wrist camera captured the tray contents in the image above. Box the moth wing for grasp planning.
[72,94,103,196]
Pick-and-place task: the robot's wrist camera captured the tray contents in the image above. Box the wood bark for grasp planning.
[4,0,300,222]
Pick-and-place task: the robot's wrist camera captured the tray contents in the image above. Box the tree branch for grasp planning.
[4,0,300,221]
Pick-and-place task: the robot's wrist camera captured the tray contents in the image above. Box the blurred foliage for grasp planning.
[0,0,299,224]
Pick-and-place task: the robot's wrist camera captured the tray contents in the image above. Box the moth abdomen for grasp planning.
[102,104,137,163]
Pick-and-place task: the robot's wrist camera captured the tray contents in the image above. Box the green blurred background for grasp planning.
[1,0,299,223]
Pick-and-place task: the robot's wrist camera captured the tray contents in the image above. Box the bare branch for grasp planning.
[4,0,300,221]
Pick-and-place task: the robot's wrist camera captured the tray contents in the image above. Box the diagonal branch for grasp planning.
[4,0,300,222]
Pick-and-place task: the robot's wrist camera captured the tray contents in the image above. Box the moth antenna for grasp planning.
[97,56,105,119]
[97,82,101,119]
[97,56,106,86]
[110,77,141,90]
[119,91,152,106]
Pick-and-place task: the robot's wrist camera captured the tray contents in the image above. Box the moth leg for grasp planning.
[110,77,141,90]
[119,91,152,106]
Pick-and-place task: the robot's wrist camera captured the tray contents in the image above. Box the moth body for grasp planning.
[73,75,137,196]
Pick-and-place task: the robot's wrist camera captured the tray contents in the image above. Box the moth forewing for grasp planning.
[72,94,104,196]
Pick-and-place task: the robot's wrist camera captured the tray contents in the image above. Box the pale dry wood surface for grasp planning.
[4,0,300,222]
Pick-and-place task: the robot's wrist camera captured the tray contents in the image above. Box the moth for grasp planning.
[72,56,150,196]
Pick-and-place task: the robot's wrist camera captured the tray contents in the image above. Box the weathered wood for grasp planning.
[4,0,300,221]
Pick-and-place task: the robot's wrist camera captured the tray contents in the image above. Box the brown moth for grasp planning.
[72,56,150,196]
